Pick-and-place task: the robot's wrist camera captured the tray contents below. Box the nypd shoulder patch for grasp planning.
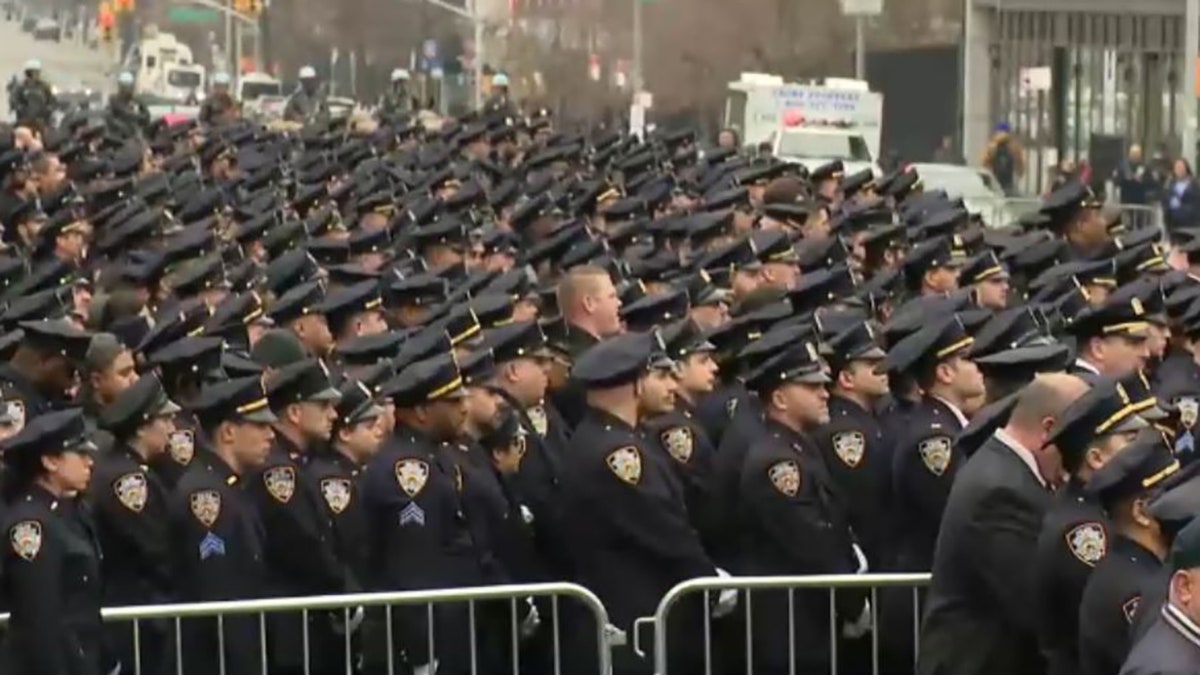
[1065,521,1107,567]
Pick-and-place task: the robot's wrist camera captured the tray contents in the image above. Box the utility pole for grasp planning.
[1185,0,1199,164]
[632,0,643,92]
[223,0,233,74]
[854,14,865,79]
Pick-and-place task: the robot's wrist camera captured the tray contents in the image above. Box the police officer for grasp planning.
[253,358,357,674]
[11,58,55,132]
[562,331,729,675]
[888,315,985,572]
[378,68,414,120]
[0,318,93,424]
[642,318,721,555]
[92,375,181,675]
[364,353,483,675]
[811,322,892,567]
[1068,296,1153,383]
[283,66,329,125]
[737,339,868,675]
[484,72,517,117]
[198,72,238,126]
[169,376,276,675]
[1035,378,1151,675]
[481,319,573,577]
[1118,516,1200,675]
[106,72,151,139]
[1078,430,1189,675]
[0,408,114,675]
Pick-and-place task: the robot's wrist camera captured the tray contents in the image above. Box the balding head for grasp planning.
[1006,373,1090,487]
[1010,373,1090,429]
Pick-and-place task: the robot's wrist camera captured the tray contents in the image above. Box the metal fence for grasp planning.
[0,582,612,675]
[634,573,932,675]
[983,197,1161,231]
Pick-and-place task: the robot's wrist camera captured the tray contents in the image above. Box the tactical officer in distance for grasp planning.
[92,375,181,675]
[1035,378,1150,675]
[106,72,151,140]
[283,66,329,125]
[562,331,731,675]
[11,59,55,133]
[1078,431,1197,675]
[0,409,115,675]
[738,341,869,675]
[198,73,238,126]
[168,376,276,675]
[378,69,415,121]
[364,354,483,675]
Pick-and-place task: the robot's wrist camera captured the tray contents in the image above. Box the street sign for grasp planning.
[423,39,438,60]
[167,6,220,23]
[839,0,882,16]
[1019,66,1052,94]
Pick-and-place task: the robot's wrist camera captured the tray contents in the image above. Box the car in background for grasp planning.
[33,17,62,41]
[907,162,1023,228]
[773,126,879,177]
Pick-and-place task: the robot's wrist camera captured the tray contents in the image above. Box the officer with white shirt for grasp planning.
[919,373,1090,675]
[1067,295,1153,384]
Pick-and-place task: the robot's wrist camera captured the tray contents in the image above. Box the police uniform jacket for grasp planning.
[361,425,485,671]
[643,406,721,556]
[917,431,1052,675]
[1036,479,1112,675]
[305,448,372,586]
[246,435,356,671]
[0,486,109,675]
[168,449,267,675]
[736,417,863,673]
[548,325,599,430]
[1079,536,1166,675]
[495,390,573,579]
[891,395,967,571]
[561,406,715,630]
[812,394,892,566]
[89,442,174,605]
[1118,603,1200,675]
[151,412,200,491]
[710,388,767,570]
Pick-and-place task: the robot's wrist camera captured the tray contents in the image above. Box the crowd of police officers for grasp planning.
[1,56,1200,675]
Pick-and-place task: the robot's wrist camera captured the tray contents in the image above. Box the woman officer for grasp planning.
[0,408,116,675]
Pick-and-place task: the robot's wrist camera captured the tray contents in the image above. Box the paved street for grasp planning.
[0,13,117,117]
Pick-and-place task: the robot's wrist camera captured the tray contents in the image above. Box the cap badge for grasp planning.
[114,472,149,513]
[9,520,41,561]
[321,478,352,515]
[189,490,221,528]
[661,427,694,464]
[833,431,866,468]
[1066,521,1107,567]
[264,466,296,504]
[768,460,801,497]
[395,459,430,498]
[918,436,953,476]
[606,446,642,485]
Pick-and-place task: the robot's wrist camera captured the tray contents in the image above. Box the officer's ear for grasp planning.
[1131,496,1155,528]
[285,403,303,426]
[934,361,956,387]
[503,361,520,384]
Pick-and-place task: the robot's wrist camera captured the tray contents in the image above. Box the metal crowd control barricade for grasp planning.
[634,573,931,675]
[986,197,1162,231]
[0,582,612,675]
